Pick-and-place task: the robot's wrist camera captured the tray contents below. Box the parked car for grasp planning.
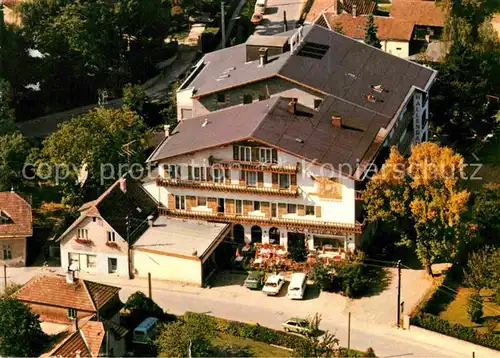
[254,0,267,14]
[287,273,307,300]
[262,274,285,296]
[251,13,263,24]
[133,317,159,344]
[244,271,265,289]
[281,317,313,336]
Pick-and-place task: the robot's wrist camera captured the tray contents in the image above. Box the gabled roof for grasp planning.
[305,0,337,23]
[0,192,32,237]
[148,96,390,177]
[184,25,435,120]
[58,174,158,244]
[15,275,120,314]
[49,321,105,358]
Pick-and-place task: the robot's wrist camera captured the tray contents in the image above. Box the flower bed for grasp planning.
[106,241,119,248]
[75,238,92,245]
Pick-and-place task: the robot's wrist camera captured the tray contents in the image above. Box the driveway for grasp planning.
[255,0,308,35]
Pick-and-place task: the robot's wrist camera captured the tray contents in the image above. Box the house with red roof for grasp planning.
[0,191,32,266]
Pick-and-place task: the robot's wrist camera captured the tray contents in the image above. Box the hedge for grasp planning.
[411,313,500,351]
[183,312,308,350]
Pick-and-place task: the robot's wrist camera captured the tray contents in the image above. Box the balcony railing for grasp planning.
[159,207,362,234]
[157,178,299,197]
[211,159,300,174]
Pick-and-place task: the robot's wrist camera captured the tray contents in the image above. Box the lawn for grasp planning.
[212,333,293,357]
[440,287,500,334]
[462,135,500,190]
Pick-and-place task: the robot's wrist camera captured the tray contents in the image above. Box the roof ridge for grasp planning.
[250,97,283,137]
[82,280,98,312]
[78,328,94,358]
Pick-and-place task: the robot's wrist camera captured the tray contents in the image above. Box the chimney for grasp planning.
[352,4,357,17]
[66,268,75,284]
[288,98,297,114]
[147,215,154,227]
[258,47,268,67]
[332,115,342,128]
[164,124,171,138]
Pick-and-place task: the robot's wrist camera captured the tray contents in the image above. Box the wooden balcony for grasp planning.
[157,178,299,197]
[159,207,363,234]
[211,159,300,174]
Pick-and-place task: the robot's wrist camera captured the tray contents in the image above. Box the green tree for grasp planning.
[364,14,381,49]
[365,143,474,276]
[156,318,215,357]
[473,184,500,245]
[0,132,29,191]
[467,293,483,323]
[0,297,47,357]
[0,80,16,135]
[293,314,339,357]
[124,291,163,317]
[464,246,500,292]
[123,83,149,115]
[38,107,149,205]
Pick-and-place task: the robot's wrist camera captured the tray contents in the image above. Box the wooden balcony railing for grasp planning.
[157,178,299,197]
[159,207,362,234]
[211,159,300,174]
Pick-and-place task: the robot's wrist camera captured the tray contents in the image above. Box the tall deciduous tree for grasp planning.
[365,143,474,276]
[0,80,16,135]
[473,183,500,245]
[465,246,500,292]
[364,14,381,49]
[38,107,149,205]
[0,298,47,357]
[156,319,214,357]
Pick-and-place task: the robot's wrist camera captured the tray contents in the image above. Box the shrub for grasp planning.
[493,287,500,305]
[411,313,500,351]
[364,347,377,357]
[467,293,483,323]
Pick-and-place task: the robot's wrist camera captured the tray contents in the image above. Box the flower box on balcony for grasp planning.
[106,241,119,248]
[75,238,92,245]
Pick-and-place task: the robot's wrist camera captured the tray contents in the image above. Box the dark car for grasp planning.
[244,271,265,289]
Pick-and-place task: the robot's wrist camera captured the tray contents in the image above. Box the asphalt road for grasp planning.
[117,285,450,357]
[255,0,307,35]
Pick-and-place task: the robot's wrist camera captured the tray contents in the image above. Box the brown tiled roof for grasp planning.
[305,0,337,23]
[0,192,32,237]
[322,0,444,41]
[49,321,105,358]
[14,275,120,313]
[324,13,416,40]
[341,0,376,16]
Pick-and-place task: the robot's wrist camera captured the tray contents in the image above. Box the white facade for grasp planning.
[59,216,129,277]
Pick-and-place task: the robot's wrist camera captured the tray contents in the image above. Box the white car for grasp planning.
[262,274,285,296]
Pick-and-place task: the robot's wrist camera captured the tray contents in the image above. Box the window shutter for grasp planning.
[207,197,217,211]
[252,147,259,162]
[233,146,239,160]
[186,196,196,210]
[188,166,193,180]
[168,194,175,208]
[278,203,287,217]
[176,165,181,178]
[291,174,297,188]
[298,205,305,216]
[207,167,213,181]
[257,172,264,187]
[272,173,278,188]
[272,149,278,163]
[261,202,270,217]
[240,170,246,185]
[225,169,231,184]
[243,200,252,215]
[226,199,235,214]
[316,206,322,217]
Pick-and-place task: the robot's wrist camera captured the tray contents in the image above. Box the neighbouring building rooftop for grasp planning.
[0,191,32,237]
[133,217,230,261]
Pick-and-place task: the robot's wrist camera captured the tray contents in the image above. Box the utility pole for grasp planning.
[283,11,288,32]
[221,1,226,49]
[347,312,351,351]
[126,215,133,280]
[397,260,402,328]
[148,272,152,299]
[3,264,6,289]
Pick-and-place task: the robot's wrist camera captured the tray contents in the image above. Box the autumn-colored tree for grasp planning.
[365,142,474,276]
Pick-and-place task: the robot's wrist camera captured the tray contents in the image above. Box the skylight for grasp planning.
[297,42,330,60]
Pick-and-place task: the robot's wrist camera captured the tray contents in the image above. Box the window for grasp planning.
[396,47,402,50]
[238,146,252,161]
[306,205,315,216]
[279,174,290,189]
[254,201,261,211]
[69,252,80,270]
[77,228,88,239]
[169,165,181,179]
[92,217,96,222]
[108,258,117,274]
[107,231,116,242]
[243,94,253,104]
[236,200,243,215]
[193,167,206,181]
[259,148,272,163]
[175,195,186,210]
[197,197,207,207]
[3,246,12,260]
[181,108,193,119]
[246,171,257,186]
[86,255,96,269]
[216,92,226,103]
[287,204,297,214]
[213,168,224,183]
[316,177,342,199]
[314,99,322,111]
[68,308,77,319]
